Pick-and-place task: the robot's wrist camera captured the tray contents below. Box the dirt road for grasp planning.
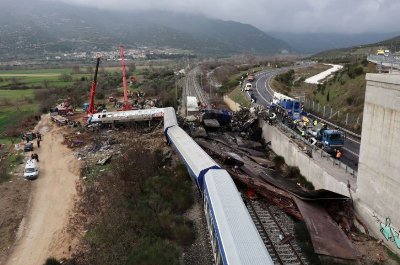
[5,115,80,265]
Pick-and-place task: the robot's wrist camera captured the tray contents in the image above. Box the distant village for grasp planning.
[47,47,194,61]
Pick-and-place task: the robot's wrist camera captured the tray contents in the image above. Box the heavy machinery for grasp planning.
[276,99,302,120]
[307,124,345,151]
[320,129,345,152]
[86,57,101,115]
[119,45,132,110]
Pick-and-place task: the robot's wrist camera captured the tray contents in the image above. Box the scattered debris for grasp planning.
[96,155,112,166]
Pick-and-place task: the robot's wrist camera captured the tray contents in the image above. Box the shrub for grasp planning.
[361,58,368,67]
[126,238,180,265]
[275,69,295,86]
[272,155,285,170]
[287,166,301,179]
[346,96,354,105]
[44,258,61,265]
[95,92,105,100]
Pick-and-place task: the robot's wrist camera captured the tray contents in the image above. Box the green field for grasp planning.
[0,69,93,89]
[0,68,73,75]
[0,89,38,134]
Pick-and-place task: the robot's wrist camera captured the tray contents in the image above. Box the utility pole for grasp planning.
[175,76,178,108]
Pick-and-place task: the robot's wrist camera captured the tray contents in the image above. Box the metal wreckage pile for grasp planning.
[180,105,366,262]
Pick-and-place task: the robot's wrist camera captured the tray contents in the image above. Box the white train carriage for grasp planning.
[89,108,164,124]
[166,125,219,189]
[163,107,178,129]
[203,170,274,265]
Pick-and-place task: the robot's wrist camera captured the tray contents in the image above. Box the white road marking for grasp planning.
[343,147,359,157]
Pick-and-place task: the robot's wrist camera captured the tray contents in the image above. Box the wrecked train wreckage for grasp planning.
[87,108,164,127]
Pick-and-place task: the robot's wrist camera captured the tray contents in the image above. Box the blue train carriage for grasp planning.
[203,170,274,265]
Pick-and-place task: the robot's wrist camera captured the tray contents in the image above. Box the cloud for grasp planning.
[52,0,400,33]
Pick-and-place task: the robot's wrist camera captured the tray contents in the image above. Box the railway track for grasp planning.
[183,67,208,107]
[246,199,307,265]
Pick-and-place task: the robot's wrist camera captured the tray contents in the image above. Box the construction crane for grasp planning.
[87,57,101,115]
[120,45,132,110]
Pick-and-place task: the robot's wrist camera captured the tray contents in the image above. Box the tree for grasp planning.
[128,63,136,75]
[59,73,73,82]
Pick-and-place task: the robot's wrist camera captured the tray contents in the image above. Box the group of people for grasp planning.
[23,132,42,148]
[31,153,39,162]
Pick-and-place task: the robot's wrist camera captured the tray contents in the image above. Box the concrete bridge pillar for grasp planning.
[355,73,400,254]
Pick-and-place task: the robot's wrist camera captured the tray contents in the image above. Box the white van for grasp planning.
[24,159,39,180]
[244,83,252,91]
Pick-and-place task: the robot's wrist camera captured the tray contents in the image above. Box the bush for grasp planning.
[346,96,354,105]
[272,155,285,170]
[286,166,314,190]
[348,64,364,79]
[275,69,295,86]
[44,258,61,265]
[126,238,180,265]
[287,166,301,179]
[95,92,105,100]
[361,58,368,67]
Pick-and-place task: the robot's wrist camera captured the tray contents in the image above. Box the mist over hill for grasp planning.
[0,0,290,60]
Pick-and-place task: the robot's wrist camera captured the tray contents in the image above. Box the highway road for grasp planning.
[245,67,361,170]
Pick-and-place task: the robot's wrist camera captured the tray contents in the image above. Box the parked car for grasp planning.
[24,159,39,180]
[24,142,33,152]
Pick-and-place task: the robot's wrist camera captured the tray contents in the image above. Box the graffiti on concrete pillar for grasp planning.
[378,217,400,249]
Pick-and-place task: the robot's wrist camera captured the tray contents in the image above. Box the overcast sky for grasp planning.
[53,0,399,33]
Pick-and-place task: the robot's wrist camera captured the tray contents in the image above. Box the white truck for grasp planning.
[244,83,252,91]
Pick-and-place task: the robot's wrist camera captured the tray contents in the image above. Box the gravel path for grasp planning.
[183,185,214,265]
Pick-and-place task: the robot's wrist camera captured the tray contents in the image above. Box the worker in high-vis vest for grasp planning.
[336,149,342,160]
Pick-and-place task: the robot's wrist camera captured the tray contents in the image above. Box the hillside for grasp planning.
[312,34,400,60]
[0,1,290,59]
[271,61,377,131]
[267,32,397,54]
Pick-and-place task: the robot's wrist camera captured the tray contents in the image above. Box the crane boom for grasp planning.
[88,57,101,115]
[120,46,131,110]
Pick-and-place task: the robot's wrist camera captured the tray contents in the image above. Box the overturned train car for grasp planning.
[88,109,164,125]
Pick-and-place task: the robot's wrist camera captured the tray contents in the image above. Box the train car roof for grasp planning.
[204,170,273,265]
[167,125,218,188]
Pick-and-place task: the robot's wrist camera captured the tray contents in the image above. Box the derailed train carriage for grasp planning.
[87,108,164,127]
[164,107,273,265]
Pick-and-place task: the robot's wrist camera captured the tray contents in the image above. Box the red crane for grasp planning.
[120,45,132,110]
[87,57,101,115]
